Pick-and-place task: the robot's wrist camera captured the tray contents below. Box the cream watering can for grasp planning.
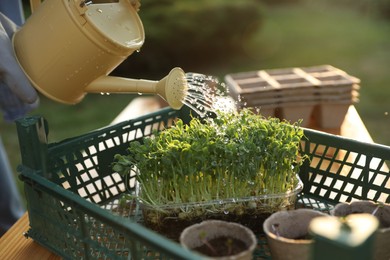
[12,0,188,109]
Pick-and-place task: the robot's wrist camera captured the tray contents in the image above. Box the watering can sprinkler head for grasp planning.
[155,67,188,110]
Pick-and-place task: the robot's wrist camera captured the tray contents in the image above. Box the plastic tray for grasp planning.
[16,106,390,259]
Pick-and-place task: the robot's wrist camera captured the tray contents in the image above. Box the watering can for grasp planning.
[12,0,188,109]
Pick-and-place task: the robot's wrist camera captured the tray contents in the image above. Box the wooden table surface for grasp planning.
[0,213,60,260]
[0,100,375,260]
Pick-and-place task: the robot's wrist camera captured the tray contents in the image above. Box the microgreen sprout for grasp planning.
[113,108,306,221]
[272,223,281,238]
[199,231,218,255]
[371,202,384,216]
[226,238,233,255]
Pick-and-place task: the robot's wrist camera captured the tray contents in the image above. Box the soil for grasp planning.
[192,236,247,257]
[291,234,313,240]
[142,212,271,242]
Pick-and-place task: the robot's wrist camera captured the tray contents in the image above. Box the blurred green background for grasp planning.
[1,0,390,201]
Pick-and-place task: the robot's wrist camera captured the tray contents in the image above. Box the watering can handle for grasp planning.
[29,0,88,14]
[29,0,140,13]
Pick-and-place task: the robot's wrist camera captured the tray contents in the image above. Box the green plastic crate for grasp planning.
[16,106,390,259]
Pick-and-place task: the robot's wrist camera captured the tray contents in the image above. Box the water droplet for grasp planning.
[248,201,257,209]
[182,74,234,118]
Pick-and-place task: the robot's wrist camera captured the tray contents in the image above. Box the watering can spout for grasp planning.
[85,67,188,110]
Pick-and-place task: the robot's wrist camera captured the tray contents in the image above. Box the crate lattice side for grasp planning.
[16,107,201,260]
[298,128,390,211]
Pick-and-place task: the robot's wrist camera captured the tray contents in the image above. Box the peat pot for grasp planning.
[263,209,327,260]
[180,220,257,260]
[331,200,390,260]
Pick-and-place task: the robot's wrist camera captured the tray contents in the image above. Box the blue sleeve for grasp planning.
[0,0,25,26]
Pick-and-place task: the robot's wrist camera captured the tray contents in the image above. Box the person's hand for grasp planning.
[0,12,38,122]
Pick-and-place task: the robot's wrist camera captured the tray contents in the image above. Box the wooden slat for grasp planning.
[293,67,322,86]
[0,213,60,260]
[258,70,281,88]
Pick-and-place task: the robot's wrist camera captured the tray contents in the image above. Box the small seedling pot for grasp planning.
[331,200,390,260]
[313,101,351,128]
[263,209,327,260]
[180,220,257,260]
[277,101,316,127]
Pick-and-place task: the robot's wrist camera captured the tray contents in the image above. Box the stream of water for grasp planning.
[182,73,237,117]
